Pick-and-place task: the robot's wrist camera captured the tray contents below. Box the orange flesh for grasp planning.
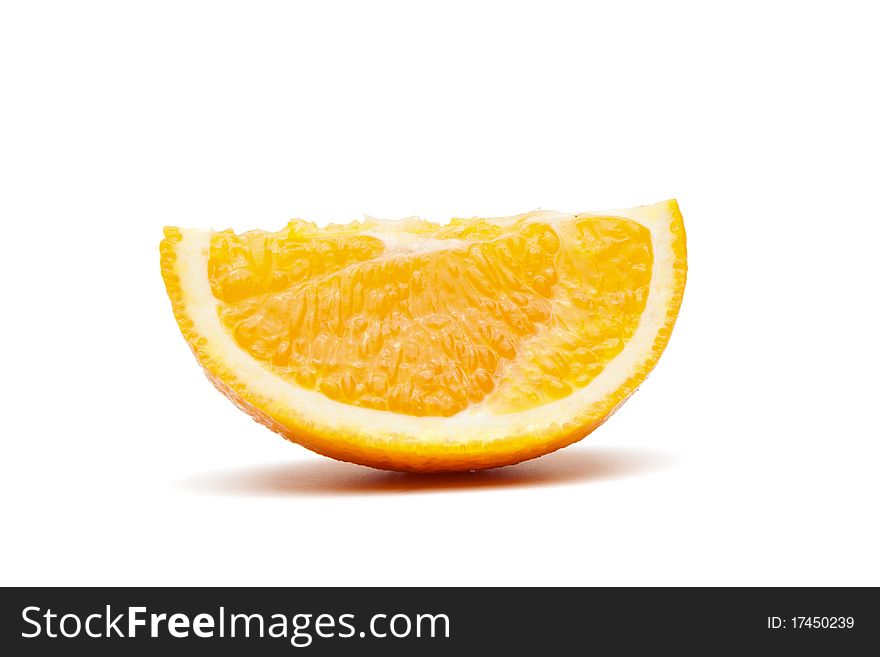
[208,215,652,417]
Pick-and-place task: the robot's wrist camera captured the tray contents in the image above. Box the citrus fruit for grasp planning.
[160,199,686,472]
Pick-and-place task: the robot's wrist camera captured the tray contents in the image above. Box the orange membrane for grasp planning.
[208,215,652,417]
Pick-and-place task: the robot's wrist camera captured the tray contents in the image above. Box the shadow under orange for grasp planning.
[180,446,676,497]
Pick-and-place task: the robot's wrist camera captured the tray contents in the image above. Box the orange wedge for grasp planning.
[160,199,686,472]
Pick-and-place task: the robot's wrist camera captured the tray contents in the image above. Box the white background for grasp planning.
[2,1,878,586]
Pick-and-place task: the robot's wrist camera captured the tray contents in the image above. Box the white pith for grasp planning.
[173,202,678,443]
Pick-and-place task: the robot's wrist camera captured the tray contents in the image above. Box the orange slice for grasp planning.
[160,199,686,471]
